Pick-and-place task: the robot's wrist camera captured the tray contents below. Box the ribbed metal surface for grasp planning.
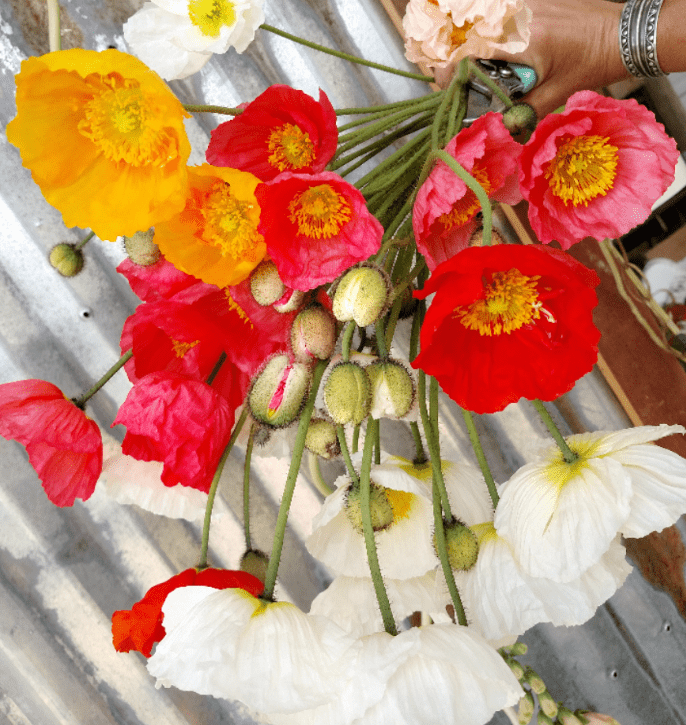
[0,2,685,724]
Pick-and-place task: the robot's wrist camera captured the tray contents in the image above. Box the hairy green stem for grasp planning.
[445,59,469,142]
[336,93,442,118]
[341,321,356,362]
[410,421,427,465]
[468,60,514,109]
[461,408,499,507]
[263,360,328,599]
[197,408,249,569]
[307,452,334,497]
[531,399,579,463]
[74,231,95,251]
[74,350,133,407]
[337,425,359,486]
[182,104,242,115]
[243,423,257,549]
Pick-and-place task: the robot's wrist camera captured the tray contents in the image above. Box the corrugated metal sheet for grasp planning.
[0,1,685,724]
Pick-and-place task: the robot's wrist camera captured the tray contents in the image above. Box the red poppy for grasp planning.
[206,85,338,181]
[0,380,102,506]
[413,112,522,270]
[256,171,383,290]
[117,257,204,303]
[113,372,235,492]
[520,91,679,249]
[112,567,264,657]
[412,244,601,413]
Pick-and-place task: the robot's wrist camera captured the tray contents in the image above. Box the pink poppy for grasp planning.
[113,372,235,492]
[520,91,679,249]
[256,171,383,290]
[0,380,102,506]
[206,85,338,181]
[117,257,204,303]
[413,113,522,270]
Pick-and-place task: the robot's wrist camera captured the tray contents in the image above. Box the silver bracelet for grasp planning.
[619,0,666,77]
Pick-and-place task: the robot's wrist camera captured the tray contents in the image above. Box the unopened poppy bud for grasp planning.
[367,359,415,419]
[346,481,393,533]
[435,519,479,571]
[558,707,586,725]
[468,226,504,247]
[517,692,535,724]
[239,549,269,584]
[273,288,306,313]
[291,306,337,363]
[504,656,525,681]
[123,229,160,266]
[398,284,417,319]
[333,265,389,327]
[524,668,546,694]
[49,243,84,277]
[323,362,371,425]
[501,642,529,656]
[580,714,621,725]
[250,260,286,306]
[537,712,554,725]
[305,417,340,459]
[249,354,311,428]
[538,691,558,719]
[502,103,538,135]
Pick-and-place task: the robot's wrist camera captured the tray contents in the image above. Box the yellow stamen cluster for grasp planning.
[288,184,352,239]
[225,291,255,328]
[450,19,475,47]
[544,438,602,489]
[436,163,492,232]
[188,0,236,37]
[386,488,415,522]
[78,74,177,167]
[267,123,316,172]
[202,181,264,260]
[455,268,545,336]
[545,134,619,207]
[171,339,200,358]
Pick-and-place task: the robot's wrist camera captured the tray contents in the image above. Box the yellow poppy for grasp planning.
[154,164,267,288]
[6,48,191,241]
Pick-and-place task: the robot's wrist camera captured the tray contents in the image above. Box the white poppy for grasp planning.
[494,424,686,582]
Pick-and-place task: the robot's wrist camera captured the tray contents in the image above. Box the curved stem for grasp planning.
[461,408,499,507]
[243,423,257,549]
[531,399,578,463]
[359,420,397,635]
[182,104,242,115]
[263,359,328,600]
[74,350,132,407]
[410,422,427,465]
[260,24,433,83]
[341,321,356,362]
[307,452,334,496]
[430,149,492,246]
[445,59,469,141]
[468,60,514,109]
[74,231,95,251]
[337,425,359,486]
[197,408,249,569]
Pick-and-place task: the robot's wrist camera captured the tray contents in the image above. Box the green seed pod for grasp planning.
[504,656,525,682]
[345,481,393,533]
[502,103,538,135]
[323,361,371,425]
[435,519,479,571]
[558,708,585,725]
[239,549,269,584]
[250,260,286,306]
[332,265,389,327]
[123,229,160,266]
[49,243,84,277]
[305,417,340,459]
[517,692,535,724]
[537,712,554,725]
[538,691,559,719]
[291,305,337,363]
[249,354,311,428]
[524,668,547,695]
[366,359,415,419]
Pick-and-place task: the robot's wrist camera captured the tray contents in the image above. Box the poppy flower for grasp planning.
[256,171,383,290]
[6,49,191,241]
[154,164,266,288]
[112,567,264,657]
[403,0,531,69]
[412,244,601,413]
[117,256,203,303]
[519,91,679,249]
[413,112,522,270]
[207,85,338,181]
[112,371,236,492]
[123,0,265,81]
[0,380,102,506]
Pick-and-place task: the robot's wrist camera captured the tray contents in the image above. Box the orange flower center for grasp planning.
[288,184,352,238]
[435,163,492,232]
[202,181,264,261]
[188,0,236,37]
[455,268,554,336]
[78,74,178,167]
[386,488,415,522]
[450,19,475,47]
[267,123,316,172]
[171,339,200,357]
[544,134,619,207]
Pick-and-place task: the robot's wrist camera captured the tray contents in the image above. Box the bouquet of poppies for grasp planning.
[2,1,685,723]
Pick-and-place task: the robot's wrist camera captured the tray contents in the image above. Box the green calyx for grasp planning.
[346,480,393,533]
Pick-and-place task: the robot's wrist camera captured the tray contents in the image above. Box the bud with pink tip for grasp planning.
[248,354,311,428]
[291,306,337,363]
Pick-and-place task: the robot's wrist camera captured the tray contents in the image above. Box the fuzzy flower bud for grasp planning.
[305,417,340,459]
[501,642,529,656]
[248,354,311,428]
[345,481,393,533]
[239,549,269,584]
[538,691,559,719]
[332,265,389,327]
[581,714,621,725]
[502,103,538,135]
[123,229,160,266]
[435,519,479,571]
[49,243,84,277]
[323,361,371,425]
[273,288,306,314]
[558,708,586,725]
[517,692,535,724]
[504,656,525,681]
[538,712,554,725]
[524,669,547,695]
[250,260,286,307]
[366,359,415,419]
[291,306,337,363]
